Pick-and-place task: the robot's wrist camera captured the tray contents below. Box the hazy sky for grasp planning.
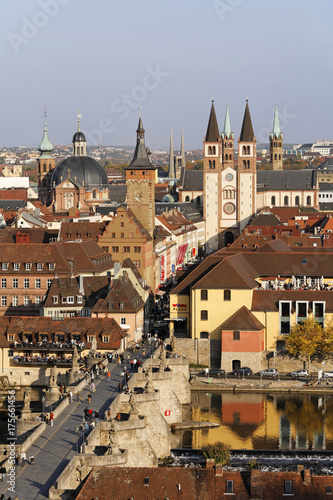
[1,0,332,150]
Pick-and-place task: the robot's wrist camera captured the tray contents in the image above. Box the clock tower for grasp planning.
[126,116,157,239]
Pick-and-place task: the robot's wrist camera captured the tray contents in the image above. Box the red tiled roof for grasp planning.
[221,306,264,331]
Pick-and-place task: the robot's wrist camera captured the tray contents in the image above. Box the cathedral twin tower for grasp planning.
[203,100,283,251]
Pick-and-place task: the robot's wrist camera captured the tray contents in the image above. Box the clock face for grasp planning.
[225,173,233,182]
[223,202,235,215]
[134,191,143,202]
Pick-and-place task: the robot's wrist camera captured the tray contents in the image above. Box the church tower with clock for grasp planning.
[126,116,158,239]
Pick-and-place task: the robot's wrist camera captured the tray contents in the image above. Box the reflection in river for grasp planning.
[179,391,333,451]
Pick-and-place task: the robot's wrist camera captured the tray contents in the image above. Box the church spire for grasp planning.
[180,127,185,170]
[38,107,54,158]
[270,103,282,139]
[222,104,233,139]
[205,99,220,142]
[127,115,156,170]
[239,99,255,141]
[168,127,175,178]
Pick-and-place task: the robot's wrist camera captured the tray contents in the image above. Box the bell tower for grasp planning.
[270,103,283,170]
[126,115,157,239]
[237,99,257,231]
[203,99,223,252]
[72,111,87,157]
[37,108,55,205]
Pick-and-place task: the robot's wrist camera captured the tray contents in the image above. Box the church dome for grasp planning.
[72,131,86,142]
[51,156,108,191]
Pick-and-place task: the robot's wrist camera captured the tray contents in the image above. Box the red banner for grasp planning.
[176,243,188,265]
[160,255,165,283]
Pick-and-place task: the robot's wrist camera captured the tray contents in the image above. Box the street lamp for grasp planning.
[41,395,46,421]
[49,388,53,412]
[81,417,86,453]
[75,425,80,453]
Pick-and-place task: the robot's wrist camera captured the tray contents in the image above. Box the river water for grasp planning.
[178,391,333,451]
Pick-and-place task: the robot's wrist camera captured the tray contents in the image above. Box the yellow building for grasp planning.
[170,239,333,371]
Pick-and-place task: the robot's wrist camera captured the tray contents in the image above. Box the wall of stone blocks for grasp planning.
[171,338,210,366]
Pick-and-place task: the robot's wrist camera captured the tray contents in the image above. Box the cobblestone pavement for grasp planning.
[1,345,150,500]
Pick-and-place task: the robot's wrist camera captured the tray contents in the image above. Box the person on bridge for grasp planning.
[50,411,54,427]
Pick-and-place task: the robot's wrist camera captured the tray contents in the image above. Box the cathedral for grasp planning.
[37,112,109,212]
[203,100,318,251]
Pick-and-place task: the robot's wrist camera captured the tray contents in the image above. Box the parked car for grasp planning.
[232,367,252,376]
[324,371,333,378]
[203,368,225,377]
[291,369,308,377]
[260,368,279,377]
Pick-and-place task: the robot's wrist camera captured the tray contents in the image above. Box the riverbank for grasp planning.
[191,376,333,393]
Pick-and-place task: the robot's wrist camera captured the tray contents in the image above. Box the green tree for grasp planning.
[202,442,230,466]
[286,318,331,369]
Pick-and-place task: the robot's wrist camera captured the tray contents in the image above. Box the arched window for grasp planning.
[212,146,216,154]
[295,196,300,205]
[43,163,46,173]
[271,196,276,206]
[274,154,277,160]
[279,142,282,147]
[279,154,281,160]
[185,195,190,202]
[242,146,246,155]
[81,146,84,155]
[93,190,97,199]
[225,154,228,160]
[307,195,311,206]
[208,146,212,155]
[212,160,215,169]
[247,160,250,169]
[284,196,289,206]
[76,146,80,155]
[247,146,250,155]
[209,160,212,169]
[243,160,246,169]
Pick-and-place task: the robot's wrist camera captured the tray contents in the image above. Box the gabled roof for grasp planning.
[221,306,264,331]
[205,101,220,142]
[121,257,150,290]
[193,253,258,290]
[179,169,203,192]
[257,169,317,191]
[252,290,333,312]
[59,221,107,241]
[249,212,284,227]
[92,273,144,314]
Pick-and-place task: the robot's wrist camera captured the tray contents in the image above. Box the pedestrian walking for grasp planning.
[90,382,96,393]
[77,390,81,402]
[87,394,92,405]
[50,411,54,426]
[0,466,6,481]
[68,390,73,403]
[95,411,100,423]
[107,370,111,381]
[29,455,35,465]
[20,451,26,464]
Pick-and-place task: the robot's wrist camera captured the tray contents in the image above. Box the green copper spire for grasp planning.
[38,107,54,159]
[270,103,283,139]
[222,104,233,139]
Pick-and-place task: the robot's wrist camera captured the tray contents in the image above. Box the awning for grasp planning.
[163,317,187,322]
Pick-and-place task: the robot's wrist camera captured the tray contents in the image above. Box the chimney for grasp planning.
[78,275,84,295]
[251,470,263,499]
[303,469,312,485]
[215,464,223,476]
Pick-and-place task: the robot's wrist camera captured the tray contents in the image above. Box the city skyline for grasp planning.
[1,0,332,149]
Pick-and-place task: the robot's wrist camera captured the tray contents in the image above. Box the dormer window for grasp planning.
[2,263,8,271]
[25,263,31,271]
[120,302,125,310]
[62,297,67,303]
[77,296,83,304]
[13,263,20,271]
[52,296,58,304]
[37,263,43,271]
[49,263,55,271]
